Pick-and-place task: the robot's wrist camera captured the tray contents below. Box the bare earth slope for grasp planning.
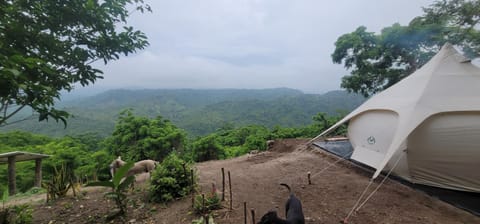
[31,139,479,223]
[194,139,479,224]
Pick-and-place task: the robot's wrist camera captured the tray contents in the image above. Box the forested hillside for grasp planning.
[0,88,365,137]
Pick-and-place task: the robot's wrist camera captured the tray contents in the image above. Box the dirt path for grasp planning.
[30,139,480,223]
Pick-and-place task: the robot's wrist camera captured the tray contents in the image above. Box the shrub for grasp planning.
[0,204,33,224]
[149,153,195,203]
[224,146,248,158]
[193,192,222,215]
[244,135,267,151]
[43,163,76,201]
[191,135,225,162]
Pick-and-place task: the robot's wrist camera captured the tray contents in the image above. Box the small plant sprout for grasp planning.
[87,162,135,219]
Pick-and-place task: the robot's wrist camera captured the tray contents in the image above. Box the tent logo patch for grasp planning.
[367,136,376,145]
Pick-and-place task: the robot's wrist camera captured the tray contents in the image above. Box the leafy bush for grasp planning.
[217,125,269,147]
[104,110,187,162]
[224,146,248,158]
[149,153,195,203]
[244,135,268,151]
[191,135,225,162]
[0,204,33,224]
[43,163,76,201]
[193,192,222,215]
[270,126,303,139]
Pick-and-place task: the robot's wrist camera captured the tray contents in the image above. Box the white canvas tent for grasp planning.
[315,43,480,193]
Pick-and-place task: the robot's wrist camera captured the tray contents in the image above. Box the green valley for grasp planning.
[0,88,365,138]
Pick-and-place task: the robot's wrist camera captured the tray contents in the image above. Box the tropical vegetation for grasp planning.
[0,88,365,137]
[0,107,347,197]
[1,0,477,222]
[0,0,150,127]
[332,0,480,97]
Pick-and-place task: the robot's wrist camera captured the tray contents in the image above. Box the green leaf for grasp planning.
[85,181,114,188]
[118,176,135,190]
[0,0,150,127]
[113,162,134,187]
[104,192,122,199]
[4,68,21,77]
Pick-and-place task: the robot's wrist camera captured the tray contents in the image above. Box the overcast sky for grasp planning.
[84,0,435,95]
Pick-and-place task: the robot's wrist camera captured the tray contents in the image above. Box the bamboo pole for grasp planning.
[251,208,256,224]
[228,171,232,210]
[202,194,206,214]
[221,167,225,201]
[244,202,247,224]
[308,171,312,185]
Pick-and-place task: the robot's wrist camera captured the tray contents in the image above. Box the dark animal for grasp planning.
[257,183,305,224]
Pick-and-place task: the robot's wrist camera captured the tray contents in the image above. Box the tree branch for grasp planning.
[1,100,8,119]
[0,114,37,127]
[0,104,27,125]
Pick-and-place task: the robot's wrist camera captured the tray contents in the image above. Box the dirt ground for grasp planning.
[24,138,480,223]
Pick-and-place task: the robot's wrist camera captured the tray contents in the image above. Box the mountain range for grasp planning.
[0,88,365,137]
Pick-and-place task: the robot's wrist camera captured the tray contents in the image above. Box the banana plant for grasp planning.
[87,162,134,216]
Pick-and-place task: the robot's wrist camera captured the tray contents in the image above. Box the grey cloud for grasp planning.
[90,0,434,94]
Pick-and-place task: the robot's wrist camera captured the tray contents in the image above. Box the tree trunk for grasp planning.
[34,159,42,187]
[8,156,16,196]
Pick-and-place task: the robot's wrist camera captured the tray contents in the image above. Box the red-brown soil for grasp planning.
[22,139,480,223]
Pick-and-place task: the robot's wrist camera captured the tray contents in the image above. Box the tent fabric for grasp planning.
[408,112,480,192]
[314,43,480,192]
